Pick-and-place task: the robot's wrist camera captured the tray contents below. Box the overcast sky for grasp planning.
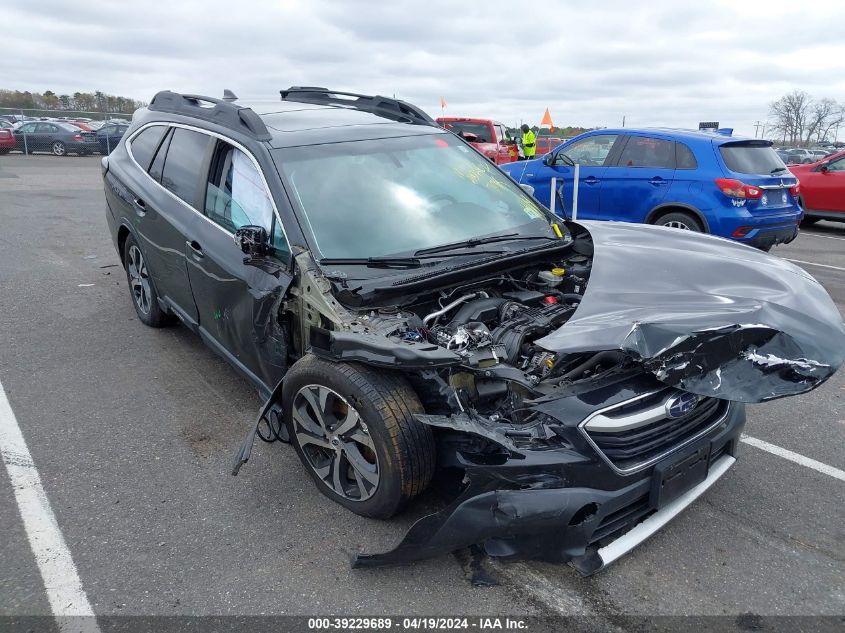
[4,0,845,136]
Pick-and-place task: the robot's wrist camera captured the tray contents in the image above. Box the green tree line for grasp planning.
[0,89,146,114]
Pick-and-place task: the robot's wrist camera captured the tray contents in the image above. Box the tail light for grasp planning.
[715,178,762,199]
[789,184,800,197]
[73,134,83,141]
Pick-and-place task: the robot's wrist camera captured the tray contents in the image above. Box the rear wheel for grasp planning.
[123,234,169,327]
[655,211,703,232]
[282,355,435,519]
[51,141,66,156]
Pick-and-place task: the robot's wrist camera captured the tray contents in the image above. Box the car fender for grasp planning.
[646,202,711,233]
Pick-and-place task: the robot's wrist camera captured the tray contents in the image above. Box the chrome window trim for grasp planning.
[125,121,292,252]
[578,390,731,476]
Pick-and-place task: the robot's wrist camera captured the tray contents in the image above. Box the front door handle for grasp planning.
[583,176,600,185]
[186,240,204,258]
[132,197,146,214]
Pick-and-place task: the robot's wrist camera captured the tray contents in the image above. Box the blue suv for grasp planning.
[501,128,802,250]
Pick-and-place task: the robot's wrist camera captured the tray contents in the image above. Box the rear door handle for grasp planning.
[186,240,204,258]
[583,176,600,185]
[648,177,668,186]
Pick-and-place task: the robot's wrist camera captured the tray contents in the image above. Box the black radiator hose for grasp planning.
[552,350,625,383]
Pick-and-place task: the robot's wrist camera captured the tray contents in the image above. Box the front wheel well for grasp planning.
[647,205,709,233]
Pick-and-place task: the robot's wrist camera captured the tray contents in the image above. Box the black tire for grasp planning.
[282,355,435,519]
[655,211,703,232]
[51,141,66,156]
[123,234,169,327]
[801,217,820,226]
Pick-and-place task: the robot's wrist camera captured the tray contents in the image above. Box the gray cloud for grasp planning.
[3,0,845,136]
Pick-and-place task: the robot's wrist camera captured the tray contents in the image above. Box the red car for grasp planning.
[436,117,517,164]
[789,150,845,224]
[0,119,15,154]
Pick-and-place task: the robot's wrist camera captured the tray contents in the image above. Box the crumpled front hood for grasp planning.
[537,221,845,402]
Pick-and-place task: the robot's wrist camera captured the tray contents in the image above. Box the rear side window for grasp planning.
[719,143,785,175]
[148,128,173,183]
[675,142,697,169]
[129,125,167,171]
[617,136,674,168]
[160,128,211,206]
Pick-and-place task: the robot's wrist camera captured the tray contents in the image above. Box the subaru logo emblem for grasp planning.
[665,392,698,418]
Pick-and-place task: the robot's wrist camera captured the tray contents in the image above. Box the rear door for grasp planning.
[185,139,293,390]
[600,135,676,222]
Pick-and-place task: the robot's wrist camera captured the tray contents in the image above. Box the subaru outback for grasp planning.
[102,88,845,573]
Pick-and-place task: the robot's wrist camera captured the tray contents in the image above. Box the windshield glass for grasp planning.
[273,133,552,259]
[720,143,786,174]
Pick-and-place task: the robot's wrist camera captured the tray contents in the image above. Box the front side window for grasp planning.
[827,155,845,172]
[558,134,618,166]
[160,128,210,206]
[205,144,275,234]
[129,125,167,171]
[274,133,551,259]
[617,136,675,168]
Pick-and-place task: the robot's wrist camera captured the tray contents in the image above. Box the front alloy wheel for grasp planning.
[292,385,379,501]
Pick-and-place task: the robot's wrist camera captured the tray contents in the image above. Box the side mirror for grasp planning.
[234,225,269,257]
[519,183,535,196]
[819,162,830,173]
[542,153,554,166]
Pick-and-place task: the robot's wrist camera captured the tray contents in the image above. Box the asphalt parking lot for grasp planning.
[1,154,843,626]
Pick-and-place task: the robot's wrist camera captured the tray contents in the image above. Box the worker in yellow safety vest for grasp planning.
[520,124,536,160]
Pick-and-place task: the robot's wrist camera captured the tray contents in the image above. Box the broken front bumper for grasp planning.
[353,401,744,574]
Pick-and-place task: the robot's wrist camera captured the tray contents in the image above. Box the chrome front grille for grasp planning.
[580,390,729,474]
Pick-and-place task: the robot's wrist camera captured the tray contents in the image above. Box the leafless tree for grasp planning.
[770,91,843,146]
[770,90,812,145]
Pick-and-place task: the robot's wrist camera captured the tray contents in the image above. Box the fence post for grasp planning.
[21,109,28,156]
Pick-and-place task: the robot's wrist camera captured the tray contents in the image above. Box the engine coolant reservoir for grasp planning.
[537,268,565,286]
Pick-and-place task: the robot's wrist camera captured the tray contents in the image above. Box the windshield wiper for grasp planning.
[414,233,558,256]
[320,249,509,269]
[320,256,423,269]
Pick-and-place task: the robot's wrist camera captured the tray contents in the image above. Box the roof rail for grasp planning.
[148,91,271,141]
[279,86,436,127]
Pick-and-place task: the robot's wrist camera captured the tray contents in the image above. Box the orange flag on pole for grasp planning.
[440,98,447,109]
[540,108,554,130]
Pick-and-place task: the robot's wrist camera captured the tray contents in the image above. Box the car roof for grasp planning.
[237,99,445,149]
[583,127,758,145]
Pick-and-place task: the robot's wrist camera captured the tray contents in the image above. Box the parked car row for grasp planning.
[1,116,130,156]
[775,147,838,164]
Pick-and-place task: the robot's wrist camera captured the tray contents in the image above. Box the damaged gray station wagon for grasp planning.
[102,88,845,573]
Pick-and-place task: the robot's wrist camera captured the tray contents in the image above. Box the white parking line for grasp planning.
[785,258,845,272]
[0,381,101,632]
[803,232,845,242]
[741,435,845,483]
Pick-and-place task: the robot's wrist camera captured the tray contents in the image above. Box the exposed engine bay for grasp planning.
[233,220,845,572]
